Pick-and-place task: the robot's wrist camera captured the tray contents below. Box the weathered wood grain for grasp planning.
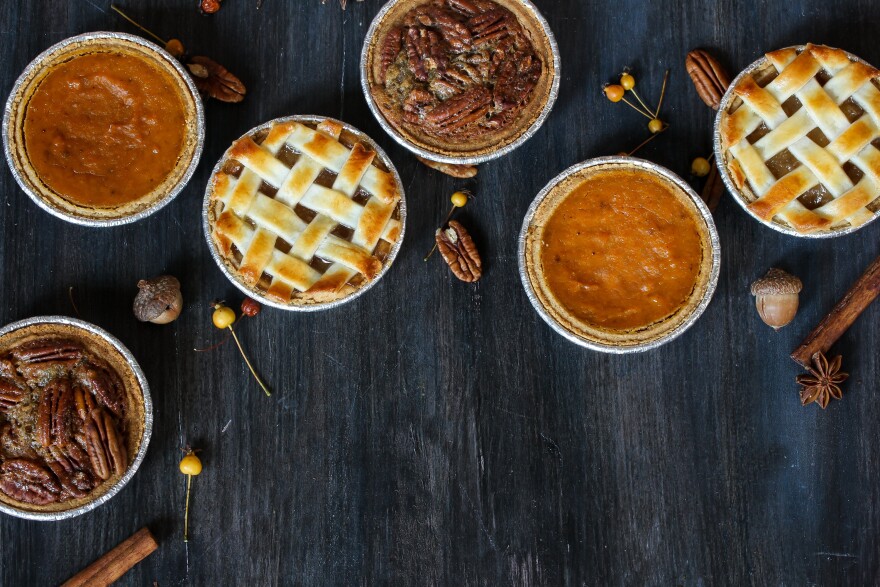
[1,0,879,585]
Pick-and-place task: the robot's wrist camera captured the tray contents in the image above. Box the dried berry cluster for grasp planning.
[0,339,127,505]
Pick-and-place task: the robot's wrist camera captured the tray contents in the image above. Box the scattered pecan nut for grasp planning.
[685,49,731,110]
[436,220,483,282]
[416,156,478,179]
[187,56,246,103]
[701,164,724,212]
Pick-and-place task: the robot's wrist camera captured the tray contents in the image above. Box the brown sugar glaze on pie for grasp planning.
[0,337,129,508]
[376,0,542,142]
[23,52,187,208]
[540,169,704,331]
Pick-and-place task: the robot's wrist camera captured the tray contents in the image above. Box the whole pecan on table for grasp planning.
[686,49,732,211]
[416,156,478,179]
[436,220,483,282]
[685,49,731,111]
[186,56,246,103]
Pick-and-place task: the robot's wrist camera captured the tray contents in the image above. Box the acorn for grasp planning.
[133,276,183,324]
[750,268,802,330]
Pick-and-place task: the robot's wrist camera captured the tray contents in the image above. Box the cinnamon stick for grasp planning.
[791,254,880,367]
[62,527,158,587]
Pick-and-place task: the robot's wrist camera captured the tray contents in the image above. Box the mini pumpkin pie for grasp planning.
[363,0,558,161]
[3,32,203,225]
[0,319,148,516]
[204,116,405,309]
[521,159,720,351]
[717,43,880,236]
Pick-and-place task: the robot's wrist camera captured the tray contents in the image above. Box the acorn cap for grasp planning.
[134,276,182,322]
[750,268,802,296]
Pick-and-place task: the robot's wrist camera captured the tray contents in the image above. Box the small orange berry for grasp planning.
[603,84,625,103]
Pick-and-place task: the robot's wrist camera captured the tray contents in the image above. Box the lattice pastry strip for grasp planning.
[209,119,402,303]
[721,44,880,233]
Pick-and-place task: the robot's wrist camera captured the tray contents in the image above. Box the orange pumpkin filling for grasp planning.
[540,169,704,331]
[23,52,186,208]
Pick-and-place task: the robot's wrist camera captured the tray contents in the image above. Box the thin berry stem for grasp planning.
[424,205,456,261]
[228,326,272,396]
[110,5,168,45]
[629,88,657,118]
[626,129,665,156]
[183,474,192,542]
[620,97,655,119]
[655,69,670,116]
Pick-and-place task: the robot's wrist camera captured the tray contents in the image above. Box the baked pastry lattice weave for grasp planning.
[207,118,403,306]
[719,44,880,234]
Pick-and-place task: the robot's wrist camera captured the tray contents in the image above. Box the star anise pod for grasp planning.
[797,352,848,409]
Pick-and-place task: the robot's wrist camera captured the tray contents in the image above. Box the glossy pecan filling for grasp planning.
[0,338,127,506]
[378,0,542,141]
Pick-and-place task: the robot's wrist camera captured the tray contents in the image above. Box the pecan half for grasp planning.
[11,339,82,364]
[425,86,492,134]
[685,49,731,110]
[701,164,724,212]
[417,156,478,179]
[493,52,542,111]
[83,410,127,481]
[378,26,404,85]
[0,459,63,505]
[417,8,472,52]
[447,0,494,17]
[46,446,94,498]
[405,27,449,82]
[74,362,126,421]
[187,56,246,103]
[468,8,518,47]
[36,377,75,447]
[436,220,483,282]
[0,378,26,412]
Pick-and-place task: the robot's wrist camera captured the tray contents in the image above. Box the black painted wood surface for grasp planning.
[2,0,879,584]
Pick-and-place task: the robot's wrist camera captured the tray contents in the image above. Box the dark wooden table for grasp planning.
[2,0,879,584]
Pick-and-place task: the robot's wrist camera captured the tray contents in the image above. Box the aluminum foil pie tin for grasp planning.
[713,44,879,239]
[360,0,561,165]
[202,115,407,312]
[0,316,152,521]
[518,157,722,353]
[3,32,205,227]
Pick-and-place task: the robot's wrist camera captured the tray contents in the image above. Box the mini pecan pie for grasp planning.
[717,44,880,236]
[0,323,146,514]
[205,116,405,308]
[364,0,558,160]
